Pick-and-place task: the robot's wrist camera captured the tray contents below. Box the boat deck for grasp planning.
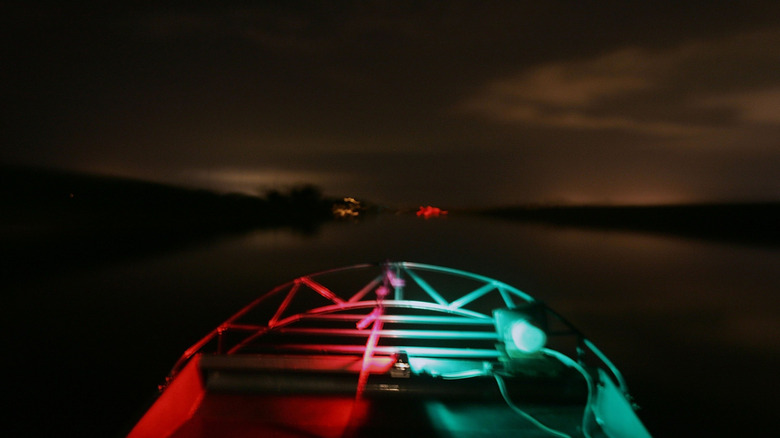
[128,262,650,438]
[148,353,594,438]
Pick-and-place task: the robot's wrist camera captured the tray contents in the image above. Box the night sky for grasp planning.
[3,2,780,208]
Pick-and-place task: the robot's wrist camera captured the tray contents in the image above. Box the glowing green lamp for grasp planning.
[493,307,547,357]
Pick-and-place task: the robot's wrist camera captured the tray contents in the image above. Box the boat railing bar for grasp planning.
[292,314,497,324]
[221,313,499,332]
[271,327,499,340]
[276,300,494,323]
[268,344,503,359]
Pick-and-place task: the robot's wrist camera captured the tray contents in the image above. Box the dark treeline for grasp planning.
[480,203,780,247]
[1,166,338,280]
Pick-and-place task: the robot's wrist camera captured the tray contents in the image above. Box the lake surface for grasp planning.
[7,213,779,437]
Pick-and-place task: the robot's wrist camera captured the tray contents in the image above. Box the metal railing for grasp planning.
[163,261,631,399]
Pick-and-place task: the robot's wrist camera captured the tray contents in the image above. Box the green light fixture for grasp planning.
[493,307,547,357]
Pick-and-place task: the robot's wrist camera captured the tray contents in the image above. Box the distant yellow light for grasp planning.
[332,197,362,218]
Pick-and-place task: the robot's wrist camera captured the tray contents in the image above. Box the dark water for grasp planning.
[7,214,779,437]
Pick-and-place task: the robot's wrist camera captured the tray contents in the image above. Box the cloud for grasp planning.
[699,87,780,125]
[458,29,780,136]
[461,101,701,136]
[485,50,653,107]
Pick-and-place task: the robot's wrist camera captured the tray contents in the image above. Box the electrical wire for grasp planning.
[431,350,596,437]
[434,367,575,437]
[493,372,573,438]
[492,348,596,438]
[540,349,595,438]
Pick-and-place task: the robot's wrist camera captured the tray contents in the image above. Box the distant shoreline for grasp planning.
[478,203,780,247]
[1,165,338,281]
[4,165,778,282]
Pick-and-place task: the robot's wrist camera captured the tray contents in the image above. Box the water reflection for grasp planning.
[8,214,779,437]
[200,214,780,435]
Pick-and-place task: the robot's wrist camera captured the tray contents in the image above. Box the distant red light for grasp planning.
[416,206,448,218]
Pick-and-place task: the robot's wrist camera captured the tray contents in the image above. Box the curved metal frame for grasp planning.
[165,261,630,398]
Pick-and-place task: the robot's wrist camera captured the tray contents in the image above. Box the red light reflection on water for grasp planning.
[416,206,448,218]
